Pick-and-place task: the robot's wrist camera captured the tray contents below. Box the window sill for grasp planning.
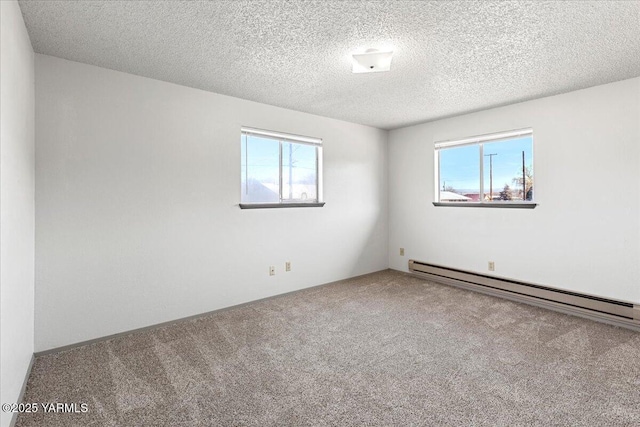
[432,202,537,209]
[239,202,326,209]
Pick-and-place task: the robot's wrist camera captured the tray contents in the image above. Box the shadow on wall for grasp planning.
[351,207,388,278]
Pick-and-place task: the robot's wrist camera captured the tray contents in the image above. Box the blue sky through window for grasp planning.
[439,136,532,195]
[241,133,318,203]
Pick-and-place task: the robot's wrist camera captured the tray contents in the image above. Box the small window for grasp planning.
[240,127,323,208]
[434,129,535,208]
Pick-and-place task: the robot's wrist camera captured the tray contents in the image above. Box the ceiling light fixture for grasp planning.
[351,48,393,74]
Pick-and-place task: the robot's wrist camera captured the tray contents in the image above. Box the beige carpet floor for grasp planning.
[16,270,640,426]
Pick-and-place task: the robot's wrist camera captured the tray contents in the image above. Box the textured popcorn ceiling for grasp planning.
[18,1,640,130]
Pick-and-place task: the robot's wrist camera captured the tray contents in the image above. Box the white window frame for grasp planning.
[434,128,536,208]
[240,127,324,209]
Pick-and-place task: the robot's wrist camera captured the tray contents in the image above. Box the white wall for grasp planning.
[389,77,640,304]
[0,2,35,426]
[34,54,388,352]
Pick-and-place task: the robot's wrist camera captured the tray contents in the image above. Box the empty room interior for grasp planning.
[2,1,640,426]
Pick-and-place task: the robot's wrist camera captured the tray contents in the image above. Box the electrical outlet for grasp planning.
[269,266,275,276]
[488,261,495,272]
[285,261,291,272]
[400,248,405,256]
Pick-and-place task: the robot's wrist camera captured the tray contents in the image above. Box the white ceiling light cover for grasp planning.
[352,49,393,74]
[17,1,640,129]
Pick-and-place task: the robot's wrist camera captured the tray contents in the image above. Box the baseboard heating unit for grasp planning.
[408,260,640,331]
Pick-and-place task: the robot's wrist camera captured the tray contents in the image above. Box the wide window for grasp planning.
[240,127,324,208]
[434,129,535,207]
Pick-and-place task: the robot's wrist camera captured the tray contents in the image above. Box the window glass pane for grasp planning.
[483,136,533,202]
[282,142,317,202]
[241,134,280,203]
[439,144,480,202]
